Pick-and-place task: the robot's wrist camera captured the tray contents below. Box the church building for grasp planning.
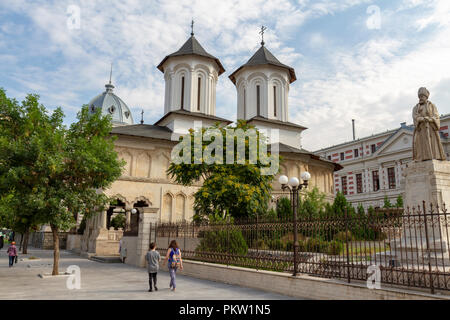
[78,28,341,256]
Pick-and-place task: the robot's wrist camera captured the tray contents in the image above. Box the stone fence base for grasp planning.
[178,260,448,300]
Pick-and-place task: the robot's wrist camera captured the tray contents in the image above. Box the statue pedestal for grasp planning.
[390,160,450,266]
[404,160,450,210]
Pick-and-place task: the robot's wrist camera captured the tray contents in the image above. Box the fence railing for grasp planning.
[152,203,450,294]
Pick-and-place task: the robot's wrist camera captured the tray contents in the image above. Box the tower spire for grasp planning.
[191,19,194,36]
[105,62,114,92]
[140,109,144,124]
[259,25,267,46]
[109,62,113,84]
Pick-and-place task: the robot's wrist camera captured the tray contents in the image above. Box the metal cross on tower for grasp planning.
[140,109,144,124]
[109,62,113,84]
[191,19,194,36]
[259,25,267,46]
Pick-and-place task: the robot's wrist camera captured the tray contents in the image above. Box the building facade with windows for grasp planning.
[315,117,450,209]
[76,29,341,258]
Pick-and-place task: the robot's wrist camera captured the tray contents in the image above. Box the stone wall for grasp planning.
[177,260,446,300]
[29,232,68,250]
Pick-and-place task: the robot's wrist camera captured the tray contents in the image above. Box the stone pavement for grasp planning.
[0,247,302,300]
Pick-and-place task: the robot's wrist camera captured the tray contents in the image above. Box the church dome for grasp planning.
[88,82,134,126]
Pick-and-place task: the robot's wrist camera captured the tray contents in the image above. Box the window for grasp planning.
[341,176,347,195]
[197,77,201,111]
[243,88,246,118]
[256,85,261,116]
[181,76,185,109]
[273,86,277,117]
[372,170,380,191]
[340,152,344,161]
[356,173,363,193]
[354,149,359,157]
[327,156,331,160]
[388,167,396,189]
[371,144,376,153]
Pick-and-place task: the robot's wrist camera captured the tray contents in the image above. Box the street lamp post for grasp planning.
[278,171,311,277]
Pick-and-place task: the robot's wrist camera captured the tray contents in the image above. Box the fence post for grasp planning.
[423,201,435,294]
[345,208,351,283]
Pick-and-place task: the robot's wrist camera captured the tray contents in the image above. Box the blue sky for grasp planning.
[1,0,449,150]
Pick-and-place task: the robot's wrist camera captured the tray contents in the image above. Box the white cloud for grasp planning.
[1,0,449,151]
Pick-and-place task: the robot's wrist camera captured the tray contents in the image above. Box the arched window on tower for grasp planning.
[256,85,261,116]
[273,86,277,117]
[243,88,246,119]
[197,77,201,111]
[181,76,185,109]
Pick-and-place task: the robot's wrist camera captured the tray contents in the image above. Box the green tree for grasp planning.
[110,214,126,230]
[395,195,404,208]
[357,203,365,217]
[383,196,392,208]
[332,191,350,216]
[276,197,292,219]
[168,120,279,220]
[0,89,123,275]
[298,187,327,218]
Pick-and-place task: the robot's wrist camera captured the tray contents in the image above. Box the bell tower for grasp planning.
[157,21,225,117]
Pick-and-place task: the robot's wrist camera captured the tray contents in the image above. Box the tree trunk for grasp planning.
[19,233,23,251]
[51,225,59,276]
[22,229,29,254]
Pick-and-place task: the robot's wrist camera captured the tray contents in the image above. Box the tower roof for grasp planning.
[157,35,225,75]
[229,45,296,84]
[88,82,134,126]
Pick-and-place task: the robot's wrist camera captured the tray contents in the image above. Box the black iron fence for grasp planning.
[153,202,450,294]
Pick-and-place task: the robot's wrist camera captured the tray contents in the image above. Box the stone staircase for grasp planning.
[89,255,122,263]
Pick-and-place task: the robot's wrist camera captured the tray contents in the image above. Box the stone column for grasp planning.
[125,210,131,232]
[136,207,159,267]
[100,210,107,230]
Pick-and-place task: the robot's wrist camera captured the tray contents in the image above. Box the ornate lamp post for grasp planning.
[278,171,311,276]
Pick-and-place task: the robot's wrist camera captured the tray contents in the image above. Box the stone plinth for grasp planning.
[391,160,450,266]
[404,160,450,210]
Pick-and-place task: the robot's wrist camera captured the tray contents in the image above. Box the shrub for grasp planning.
[256,239,269,250]
[333,231,354,242]
[306,238,328,253]
[196,230,248,256]
[276,197,292,219]
[110,214,126,230]
[327,240,343,255]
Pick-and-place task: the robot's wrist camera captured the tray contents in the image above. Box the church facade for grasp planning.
[79,30,341,256]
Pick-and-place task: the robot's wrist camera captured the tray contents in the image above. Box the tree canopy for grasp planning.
[0,88,124,274]
[167,120,280,220]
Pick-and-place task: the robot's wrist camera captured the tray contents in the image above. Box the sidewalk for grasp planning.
[0,247,301,300]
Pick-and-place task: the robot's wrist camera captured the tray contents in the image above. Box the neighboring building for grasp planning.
[315,116,450,209]
[78,29,341,257]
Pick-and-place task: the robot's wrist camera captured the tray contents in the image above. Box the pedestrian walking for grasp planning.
[163,240,183,292]
[0,234,4,250]
[145,242,161,292]
[6,241,17,267]
[119,238,127,263]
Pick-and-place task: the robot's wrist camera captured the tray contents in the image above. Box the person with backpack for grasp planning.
[163,240,183,291]
[6,241,17,267]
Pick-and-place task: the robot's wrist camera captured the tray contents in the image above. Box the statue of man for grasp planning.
[412,87,446,161]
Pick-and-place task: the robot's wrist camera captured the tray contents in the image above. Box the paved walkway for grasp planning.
[0,247,301,300]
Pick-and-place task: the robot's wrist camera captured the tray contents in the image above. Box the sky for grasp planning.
[0,0,449,151]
